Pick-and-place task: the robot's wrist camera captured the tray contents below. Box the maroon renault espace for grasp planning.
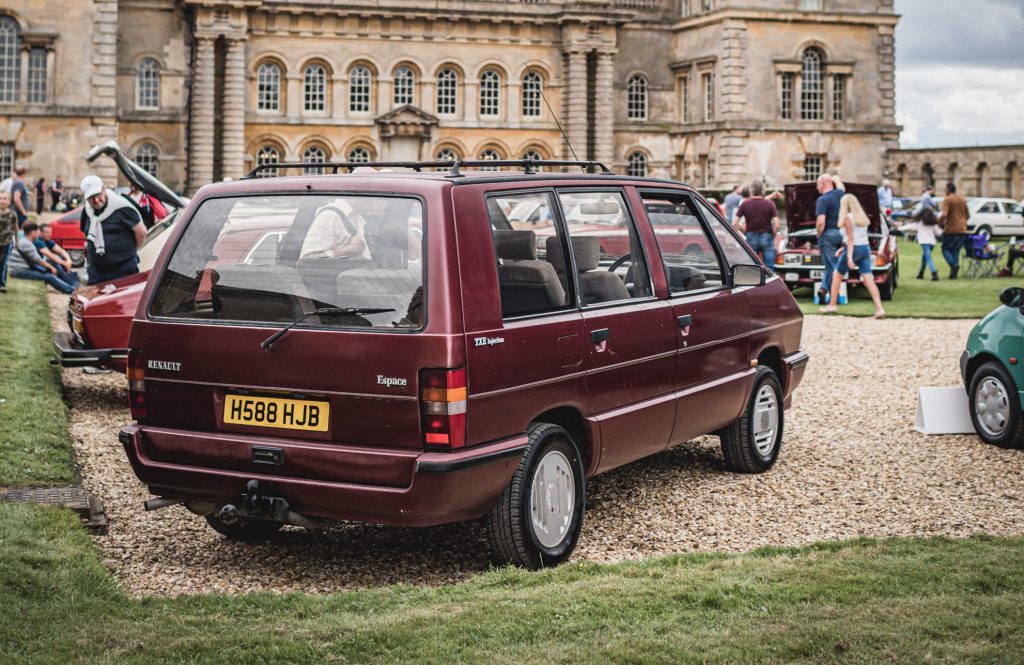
[119,160,809,569]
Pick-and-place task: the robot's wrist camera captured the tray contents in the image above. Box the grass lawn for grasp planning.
[3,265,1024,664]
[0,279,76,486]
[796,238,1013,318]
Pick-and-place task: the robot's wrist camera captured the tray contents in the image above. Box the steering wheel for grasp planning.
[608,253,632,272]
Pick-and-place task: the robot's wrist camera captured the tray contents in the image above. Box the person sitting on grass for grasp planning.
[6,222,79,294]
[820,193,886,319]
[34,223,75,274]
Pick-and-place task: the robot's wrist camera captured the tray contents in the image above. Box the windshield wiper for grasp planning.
[261,307,395,350]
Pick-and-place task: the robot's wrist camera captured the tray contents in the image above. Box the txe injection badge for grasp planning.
[377,375,408,388]
[147,359,181,372]
[473,335,505,347]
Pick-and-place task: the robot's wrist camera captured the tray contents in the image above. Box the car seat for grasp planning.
[493,229,566,315]
[545,236,630,304]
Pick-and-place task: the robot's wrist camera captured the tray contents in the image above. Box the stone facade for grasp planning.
[2,0,906,196]
[886,145,1024,200]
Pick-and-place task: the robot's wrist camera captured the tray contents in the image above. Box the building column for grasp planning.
[221,37,247,180]
[563,49,588,162]
[188,37,216,193]
[594,50,616,168]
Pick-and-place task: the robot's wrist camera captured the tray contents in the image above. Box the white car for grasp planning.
[967,198,1024,238]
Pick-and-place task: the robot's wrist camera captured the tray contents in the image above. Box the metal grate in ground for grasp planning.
[1,485,107,533]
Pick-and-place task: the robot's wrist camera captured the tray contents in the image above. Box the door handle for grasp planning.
[590,328,609,343]
[676,314,692,328]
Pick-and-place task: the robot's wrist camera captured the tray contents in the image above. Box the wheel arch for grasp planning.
[966,352,1004,387]
[529,406,594,475]
[756,346,785,393]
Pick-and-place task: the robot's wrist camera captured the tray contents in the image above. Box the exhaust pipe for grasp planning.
[143,497,181,511]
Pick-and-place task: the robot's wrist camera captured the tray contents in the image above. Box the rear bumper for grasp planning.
[780,265,893,287]
[781,350,810,408]
[52,331,127,369]
[117,423,527,527]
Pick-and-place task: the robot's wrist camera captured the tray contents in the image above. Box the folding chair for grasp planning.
[962,234,1003,278]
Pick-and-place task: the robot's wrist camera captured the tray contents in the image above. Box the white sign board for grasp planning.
[914,386,976,435]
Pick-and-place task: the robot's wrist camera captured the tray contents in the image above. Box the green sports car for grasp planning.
[962,287,1024,449]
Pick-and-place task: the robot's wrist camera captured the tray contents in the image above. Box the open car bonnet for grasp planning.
[87,140,186,210]
[784,181,883,235]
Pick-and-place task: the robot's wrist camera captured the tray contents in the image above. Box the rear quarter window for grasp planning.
[150,194,424,330]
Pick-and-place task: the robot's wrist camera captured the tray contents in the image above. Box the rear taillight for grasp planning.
[126,349,147,420]
[419,368,467,449]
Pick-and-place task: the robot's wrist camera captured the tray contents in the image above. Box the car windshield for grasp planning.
[150,194,424,330]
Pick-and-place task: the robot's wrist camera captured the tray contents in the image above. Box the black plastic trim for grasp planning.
[416,444,528,474]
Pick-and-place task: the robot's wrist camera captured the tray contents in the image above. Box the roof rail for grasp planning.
[241,159,614,179]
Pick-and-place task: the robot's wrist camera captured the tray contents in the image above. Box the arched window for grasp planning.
[436,148,457,162]
[136,58,160,109]
[255,145,280,178]
[349,65,371,113]
[135,143,159,178]
[522,72,542,118]
[436,68,457,115]
[479,69,500,117]
[479,149,500,171]
[302,145,326,174]
[0,17,21,103]
[393,66,415,106]
[800,48,824,121]
[257,63,281,111]
[522,149,543,162]
[348,146,371,163]
[627,152,648,177]
[304,64,326,112]
[627,75,648,121]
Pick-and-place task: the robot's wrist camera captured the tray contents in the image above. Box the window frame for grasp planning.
[348,65,372,113]
[147,191,430,334]
[256,62,281,112]
[800,48,824,121]
[136,58,161,110]
[521,71,542,118]
[479,69,501,117]
[27,46,47,104]
[0,16,21,104]
[627,74,648,121]
[135,142,160,178]
[555,186,657,310]
[303,63,327,112]
[436,68,458,116]
[393,66,415,106]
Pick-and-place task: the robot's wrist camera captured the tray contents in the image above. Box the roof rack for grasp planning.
[241,159,614,179]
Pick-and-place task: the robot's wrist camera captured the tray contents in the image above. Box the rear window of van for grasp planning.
[150,194,424,330]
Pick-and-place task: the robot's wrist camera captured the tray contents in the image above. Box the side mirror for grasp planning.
[731,263,765,287]
[999,286,1024,309]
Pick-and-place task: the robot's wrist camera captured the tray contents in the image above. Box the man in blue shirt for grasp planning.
[815,174,845,302]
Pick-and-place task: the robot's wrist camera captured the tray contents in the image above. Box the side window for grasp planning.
[556,191,654,303]
[641,191,726,293]
[487,191,569,318]
[1005,202,1022,215]
[695,197,758,267]
[979,202,999,214]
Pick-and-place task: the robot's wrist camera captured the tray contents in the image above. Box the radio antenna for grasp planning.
[525,63,584,172]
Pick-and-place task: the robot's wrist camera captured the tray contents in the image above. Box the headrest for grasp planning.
[494,229,537,261]
[545,235,601,272]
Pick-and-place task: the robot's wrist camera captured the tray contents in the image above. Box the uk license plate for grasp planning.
[223,394,330,432]
[810,270,824,280]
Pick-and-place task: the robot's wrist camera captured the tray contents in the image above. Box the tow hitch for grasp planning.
[214,480,330,530]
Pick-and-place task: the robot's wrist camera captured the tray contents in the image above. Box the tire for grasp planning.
[68,249,85,269]
[205,513,283,541]
[720,366,784,473]
[975,225,993,240]
[968,361,1024,449]
[878,268,895,301]
[486,423,585,569]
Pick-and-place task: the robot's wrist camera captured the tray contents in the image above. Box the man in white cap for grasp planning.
[79,174,146,284]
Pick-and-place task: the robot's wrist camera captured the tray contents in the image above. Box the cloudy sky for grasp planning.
[895,0,1024,148]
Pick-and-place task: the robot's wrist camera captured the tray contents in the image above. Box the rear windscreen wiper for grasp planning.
[261,307,395,350]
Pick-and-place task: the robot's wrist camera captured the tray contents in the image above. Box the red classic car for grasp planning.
[775,181,900,300]
[51,142,187,370]
[49,207,88,268]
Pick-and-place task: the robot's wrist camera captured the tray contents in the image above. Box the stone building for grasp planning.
[1,0,900,195]
[886,145,1024,200]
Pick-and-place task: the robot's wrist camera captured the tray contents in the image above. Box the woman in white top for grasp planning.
[914,206,940,281]
[820,193,885,319]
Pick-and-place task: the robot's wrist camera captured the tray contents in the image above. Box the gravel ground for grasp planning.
[47,293,1024,596]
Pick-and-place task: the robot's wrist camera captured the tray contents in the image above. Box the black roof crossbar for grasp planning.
[241,159,615,179]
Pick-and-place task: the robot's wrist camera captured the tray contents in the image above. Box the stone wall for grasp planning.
[887,145,1024,200]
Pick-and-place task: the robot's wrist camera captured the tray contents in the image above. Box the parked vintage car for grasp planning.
[51,141,187,371]
[775,181,900,300]
[962,287,1024,449]
[967,198,1024,238]
[118,159,808,569]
